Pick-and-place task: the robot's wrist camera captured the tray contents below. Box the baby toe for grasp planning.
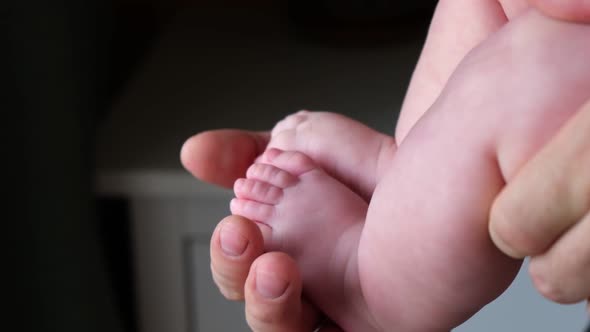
[230,198,275,223]
[246,162,298,188]
[263,149,317,176]
[234,178,284,205]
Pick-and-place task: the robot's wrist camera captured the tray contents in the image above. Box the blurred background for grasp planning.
[5,0,589,331]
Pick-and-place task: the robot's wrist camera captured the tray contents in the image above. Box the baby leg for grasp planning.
[231,149,377,331]
[268,111,396,199]
[359,116,520,331]
[359,9,590,331]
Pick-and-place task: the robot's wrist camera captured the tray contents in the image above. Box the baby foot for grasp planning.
[268,111,396,200]
[231,148,377,331]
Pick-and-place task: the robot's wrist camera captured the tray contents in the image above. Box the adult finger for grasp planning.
[529,0,590,22]
[244,252,328,332]
[490,100,590,258]
[210,215,265,300]
[181,129,270,188]
[528,211,590,303]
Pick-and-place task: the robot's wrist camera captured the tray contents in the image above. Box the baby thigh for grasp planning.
[357,113,521,331]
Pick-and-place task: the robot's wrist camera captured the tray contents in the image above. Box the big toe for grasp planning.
[181,129,270,188]
[261,149,319,176]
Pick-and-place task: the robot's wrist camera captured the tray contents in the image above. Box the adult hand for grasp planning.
[490,100,590,310]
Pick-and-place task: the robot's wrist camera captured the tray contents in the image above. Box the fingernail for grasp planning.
[256,267,288,299]
[219,221,248,256]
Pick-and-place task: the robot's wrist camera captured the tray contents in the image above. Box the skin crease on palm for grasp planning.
[180,1,590,331]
